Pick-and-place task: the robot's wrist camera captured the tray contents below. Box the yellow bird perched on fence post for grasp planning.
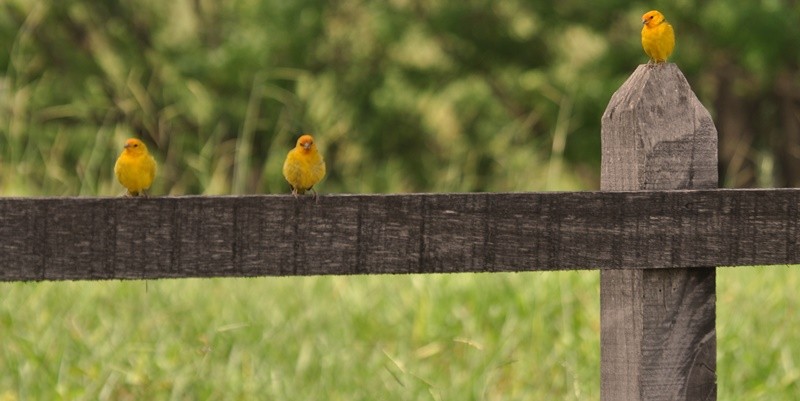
[283,134,326,199]
[114,138,157,197]
[641,10,675,64]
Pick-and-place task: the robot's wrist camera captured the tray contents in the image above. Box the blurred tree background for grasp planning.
[3,0,798,196]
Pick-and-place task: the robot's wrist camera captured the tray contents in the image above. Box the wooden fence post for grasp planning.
[600,64,718,400]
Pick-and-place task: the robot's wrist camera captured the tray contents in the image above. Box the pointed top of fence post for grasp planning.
[601,63,718,191]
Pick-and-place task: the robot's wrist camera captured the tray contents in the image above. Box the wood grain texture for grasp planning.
[601,64,718,192]
[600,63,718,401]
[0,188,798,282]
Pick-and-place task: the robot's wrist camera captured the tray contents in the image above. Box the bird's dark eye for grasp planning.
[134,144,138,147]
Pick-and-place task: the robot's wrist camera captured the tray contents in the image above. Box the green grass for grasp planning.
[1,272,599,401]
[1,267,799,400]
[717,266,800,399]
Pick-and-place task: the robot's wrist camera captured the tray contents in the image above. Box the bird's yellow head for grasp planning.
[295,134,317,153]
[123,138,148,156]
[642,10,666,28]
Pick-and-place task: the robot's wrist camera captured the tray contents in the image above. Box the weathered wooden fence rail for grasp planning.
[2,64,795,400]
[0,189,798,281]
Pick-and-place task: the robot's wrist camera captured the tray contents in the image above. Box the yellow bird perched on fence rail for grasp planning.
[283,134,326,198]
[641,10,675,64]
[114,138,157,197]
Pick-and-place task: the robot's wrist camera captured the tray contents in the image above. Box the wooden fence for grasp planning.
[2,64,797,400]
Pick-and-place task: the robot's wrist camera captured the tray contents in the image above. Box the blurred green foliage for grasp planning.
[3,0,798,196]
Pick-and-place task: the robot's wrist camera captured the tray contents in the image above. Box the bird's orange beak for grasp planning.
[124,143,132,149]
[642,18,647,25]
[302,142,311,150]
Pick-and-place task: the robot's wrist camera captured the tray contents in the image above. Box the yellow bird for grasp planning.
[283,134,326,198]
[114,138,157,197]
[641,10,675,64]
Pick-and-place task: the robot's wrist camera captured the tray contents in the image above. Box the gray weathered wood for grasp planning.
[0,188,799,282]
[601,63,718,400]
